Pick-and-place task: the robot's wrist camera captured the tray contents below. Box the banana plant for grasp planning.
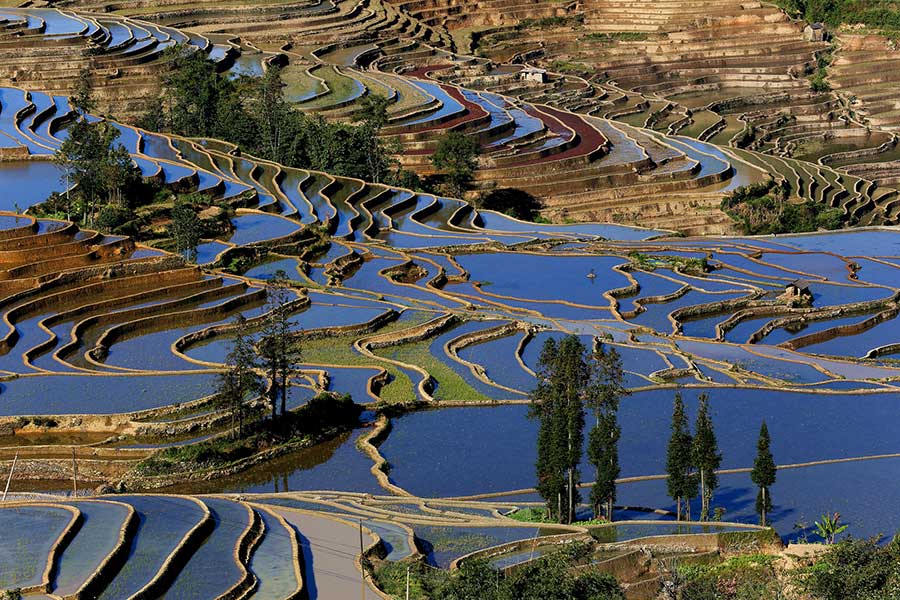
[814,512,848,544]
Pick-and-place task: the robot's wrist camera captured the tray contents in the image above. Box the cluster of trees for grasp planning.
[665,393,722,522]
[216,270,302,437]
[136,390,359,476]
[142,46,417,186]
[530,339,778,527]
[145,46,555,212]
[667,393,776,526]
[721,180,844,235]
[529,336,627,524]
[47,69,152,230]
[377,543,624,600]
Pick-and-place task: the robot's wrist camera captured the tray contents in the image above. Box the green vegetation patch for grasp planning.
[582,32,649,43]
[372,337,490,402]
[300,311,435,404]
[628,252,709,275]
[373,543,623,600]
[549,60,592,76]
[518,15,584,29]
[721,180,845,234]
[777,0,900,33]
[676,553,784,599]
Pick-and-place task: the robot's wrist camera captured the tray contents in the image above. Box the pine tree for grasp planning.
[588,411,619,522]
[587,344,627,522]
[251,65,296,165]
[259,270,303,422]
[692,393,722,521]
[558,336,588,525]
[217,315,262,438]
[73,66,95,114]
[530,338,565,521]
[529,335,589,524]
[750,421,776,526]
[169,198,202,261]
[666,392,697,521]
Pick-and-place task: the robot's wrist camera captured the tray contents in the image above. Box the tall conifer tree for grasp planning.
[529,335,589,524]
[692,393,722,521]
[751,421,776,526]
[666,393,694,520]
[588,344,627,521]
[217,315,262,438]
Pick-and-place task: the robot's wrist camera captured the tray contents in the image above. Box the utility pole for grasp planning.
[359,520,365,600]
[72,448,78,497]
[405,565,410,600]
[2,453,17,502]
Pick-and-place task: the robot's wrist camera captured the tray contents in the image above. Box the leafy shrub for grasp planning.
[810,72,831,92]
[376,546,622,600]
[675,554,785,600]
[797,537,900,600]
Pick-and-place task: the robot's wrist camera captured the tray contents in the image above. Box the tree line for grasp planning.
[529,335,627,524]
[141,47,542,210]
[531,335,777,526]
[778,0,900,33]
[140,45,419,187]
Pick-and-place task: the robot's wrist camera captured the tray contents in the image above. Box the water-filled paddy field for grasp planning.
[7,5,900,598]
[3,29,900,590]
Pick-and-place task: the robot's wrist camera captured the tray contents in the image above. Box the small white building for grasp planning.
[520,67,548,84]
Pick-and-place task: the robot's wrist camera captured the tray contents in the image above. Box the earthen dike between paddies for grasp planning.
[1,1,900,598]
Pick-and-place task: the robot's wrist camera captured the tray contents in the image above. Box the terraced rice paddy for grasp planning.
[2,1,900,596]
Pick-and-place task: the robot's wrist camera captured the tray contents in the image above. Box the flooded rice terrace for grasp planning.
[3,8,900,596]
[3,104,900,540]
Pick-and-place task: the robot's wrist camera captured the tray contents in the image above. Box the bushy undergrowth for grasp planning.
[796,537,900,600]
[518,15,584,29]
[673,554,786,600]
[666,536,900,600]
[721,180,844,234]
[507,507,608,526]
[583,31,649,42]
[375,544,622,600]
[629,252,709,275]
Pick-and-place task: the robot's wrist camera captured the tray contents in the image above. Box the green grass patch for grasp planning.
[300,311,436,404]
[507,507,555,523]
[549,60,592,76]
[373,337,490,402]
[582,31,649,43]
[304,66,358,109]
